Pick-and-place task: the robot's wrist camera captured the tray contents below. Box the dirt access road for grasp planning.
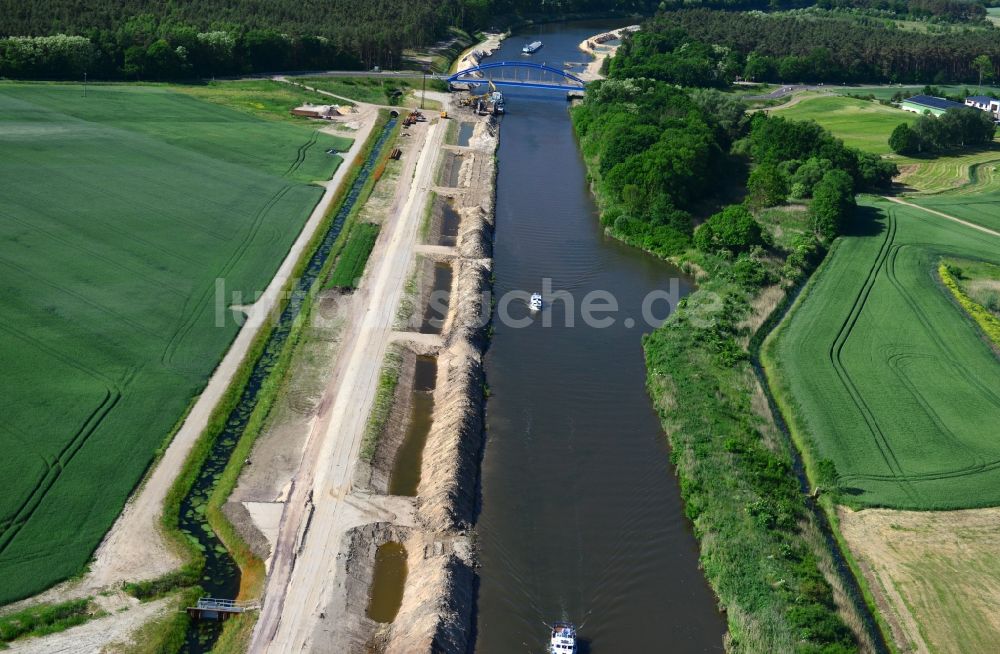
[885,196,1000,239]
[251,117,444,653]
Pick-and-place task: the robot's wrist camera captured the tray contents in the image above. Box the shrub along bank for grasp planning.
[572,74,892,650]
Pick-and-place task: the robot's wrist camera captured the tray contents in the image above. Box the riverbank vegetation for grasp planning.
[572,57,896,645]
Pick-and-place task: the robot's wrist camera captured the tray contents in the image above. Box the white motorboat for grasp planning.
[530,292,542,311]
[550,622,576,653]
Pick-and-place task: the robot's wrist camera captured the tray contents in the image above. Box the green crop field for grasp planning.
[772,94,914,154]
[295,76,447,107]
[910,189,1000,232]
[0,82,351,604]
[903,152,1000,198]
[765,196,1000,509]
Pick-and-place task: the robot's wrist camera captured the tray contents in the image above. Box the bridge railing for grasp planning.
[446,60,587,91]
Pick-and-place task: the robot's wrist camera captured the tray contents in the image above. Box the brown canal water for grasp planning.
[419,262,452,335]
[474,21,726,653]
[367,541,408,623]
[389,356,437,496]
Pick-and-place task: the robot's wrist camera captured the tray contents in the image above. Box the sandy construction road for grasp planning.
[251,117,444,653]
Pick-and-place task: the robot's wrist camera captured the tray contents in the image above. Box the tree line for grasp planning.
[657,0,990,21]
[633,9,1000,84]
[571,79,894,259]
[0,0,662,79]
[889,107,997,154]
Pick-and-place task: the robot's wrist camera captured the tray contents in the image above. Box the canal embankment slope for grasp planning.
[249,115,445,651]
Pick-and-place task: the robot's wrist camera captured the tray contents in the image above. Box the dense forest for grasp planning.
[0,0,658,79]
[657,0,990,21]
[2,0,997,80]
[631,9,1000,84]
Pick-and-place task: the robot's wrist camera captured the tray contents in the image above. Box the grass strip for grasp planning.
[113,589,199,654]
[939,262,1000,346]
[326,223,380,290]
[361,346,403,463]
[420,190,437,241]
[0,598,94,643]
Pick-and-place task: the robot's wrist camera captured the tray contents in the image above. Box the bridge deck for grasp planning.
[186,597,259,621]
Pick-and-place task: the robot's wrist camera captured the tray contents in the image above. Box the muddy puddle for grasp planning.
[438,199,461,247]
[367,542,408,623]
[439,151,463,188]
[419,263,452,335]
[389,357,437,496]
[457,123,474,147]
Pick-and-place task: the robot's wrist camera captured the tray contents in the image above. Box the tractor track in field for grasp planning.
[283,130,319,178]
[830,228,1000,489]
[0,257,160,339]
[886,242,1000,410]
[827,209,921,503]
[161,184,294,369]
[0,324,129,558]
[882,243,1000,469]
[0,210,186,300]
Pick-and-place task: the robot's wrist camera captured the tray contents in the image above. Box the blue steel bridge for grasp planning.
[444,61,587,92]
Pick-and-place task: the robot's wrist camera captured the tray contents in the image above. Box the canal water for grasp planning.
[475,21,726,653]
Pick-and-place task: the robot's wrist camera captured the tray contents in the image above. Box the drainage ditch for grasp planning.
[438,199,461,247]
[457,123,474,147]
